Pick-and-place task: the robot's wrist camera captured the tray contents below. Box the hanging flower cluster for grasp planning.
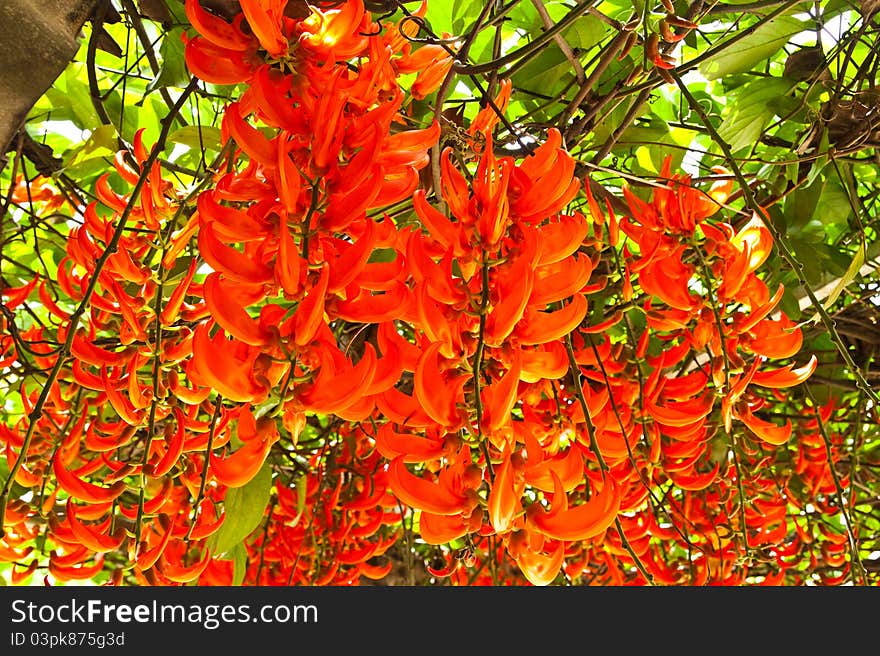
[1,0,863,587]
[0,0,445,586]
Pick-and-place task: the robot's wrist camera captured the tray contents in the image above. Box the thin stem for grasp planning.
[185,397,224,542]
[529,0,585,85]
[120,0,187,125]
[472,259,494,481]
[455,0,599,75]
[564,331,608,475]
[614,517,655,585]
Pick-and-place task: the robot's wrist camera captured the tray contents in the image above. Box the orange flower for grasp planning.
[487,445,525,534]
[159,544,212,584]
[736,404,792,446]
[294,340,376,415]
[210,422,278,487]
[515,540,565,586]
[480,351,522,433]
[197,220,273,285]
[511,128,580,223]
[52,457,127,504]
[387,456,472,516]
[190,323,269,403]
[527,474,621,542]
[413,343,469,428]
[745,313,803,359]
[239,0,289,58]
[395,43,455,99]
[65,500,127,554]
[299,0,369,59]
[185,0,251,51]
[182,33,259,86]
[419,512,469,545]
[751,355,818,389]
[516,293,588,345]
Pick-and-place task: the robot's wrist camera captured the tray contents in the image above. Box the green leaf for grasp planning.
[807,242,865,323]
[164,256,194,284]
[102,92,150,145]
[231,543,248,586]
[814,180,852,227]
[0,453,27,499]
[207,463,272,556]
[699,17,806,80]
[510,46,570,98]
[368,247,398,264]
[717,78,796,153]
[63,155,115,182]
[419,0,455,34]
[162,0,188,23]
[786,236,822,286]
[563,15,605,51]
[779,284,802,321]
[64,124,117,168]
[804,145,830,188]
[712,0,810,6]
[169,125,223,152]
[52,65,102,131]
[0,458,10,488]
[451,0,483,34]
[588,101,629,145]
[147,28,189,93]
[468,30,499,68]
[785,175,824,229]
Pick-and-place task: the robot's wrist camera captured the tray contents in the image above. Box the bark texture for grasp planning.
[0,0,98,164]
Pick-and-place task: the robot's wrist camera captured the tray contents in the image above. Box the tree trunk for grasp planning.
[0,0,99,168]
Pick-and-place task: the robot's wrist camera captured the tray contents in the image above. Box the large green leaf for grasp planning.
[717,78,796,153]
[510,46,570,99]
[814,180,852,227]
[450,0,483,35]
[207,463,273,556]
[44,65,102,131]
[785,174,824,230]
[700,17,806,80]
[563,15,605,51]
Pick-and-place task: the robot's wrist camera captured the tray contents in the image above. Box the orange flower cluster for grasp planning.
[0,0,446,586]
[358,84,824,584]
[240,424,403,586]
[1,0,861,587]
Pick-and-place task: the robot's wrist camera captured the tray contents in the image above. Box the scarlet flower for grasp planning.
[240,0,290,58]
[183,24,260,84]
[526,474,621,542]
[395,42,455,99]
